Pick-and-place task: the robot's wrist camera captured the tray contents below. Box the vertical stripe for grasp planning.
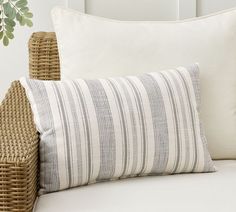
[179,68,205,172]
[46,82,68,191]
[74,79,101,183]
[85,80,116,180]
[107,79,129,177]
[139,74,169,174]
[148,73,177,174]
[53,83,73,187]
[63,82,83,186]
[159,72,181,173]
[71,81,93,184]
[118,78,139,175]
[167,70,193,172]
[25,79,60,193]
[188,65,212,172]
[164,70,192,173]
[176,69,198,171]
[99,79,123,178]
[125,77,147,174]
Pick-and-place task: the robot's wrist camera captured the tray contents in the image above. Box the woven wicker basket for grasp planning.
[0,32,60,212]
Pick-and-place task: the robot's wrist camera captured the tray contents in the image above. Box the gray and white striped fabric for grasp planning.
[20,64,215,195]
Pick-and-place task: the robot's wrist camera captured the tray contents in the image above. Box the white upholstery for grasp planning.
[52,7,236,159]
[34,160,236,212]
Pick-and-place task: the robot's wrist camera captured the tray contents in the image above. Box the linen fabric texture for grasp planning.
[52,7,236,159]
[20,65,215,195]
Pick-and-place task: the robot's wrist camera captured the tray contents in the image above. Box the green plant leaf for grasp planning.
[0,31,3,40]
[19,16,25,26]
[6,31,14,39]
[3,2,12,16]
[3,36,9,46]
[17,0,27,4]
[10,10,16,20]
[20,7,29,13]
[16,12,22,22]
[0,0,33,46]
[24,12,33,18]
[25,18,33,27]
[5,24,14,32]
[4,3,16,19]
[16,0,27,8]
[5,18,16,27]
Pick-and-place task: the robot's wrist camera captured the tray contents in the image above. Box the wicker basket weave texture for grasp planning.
[0,81,38,212]
[29,32,60,80]
[0,32,60,212]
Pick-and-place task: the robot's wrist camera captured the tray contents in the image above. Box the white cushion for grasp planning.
[52,7,236,159]
[34,160,236,212]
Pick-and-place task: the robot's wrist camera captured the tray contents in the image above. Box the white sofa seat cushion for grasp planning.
[34,160,236,212]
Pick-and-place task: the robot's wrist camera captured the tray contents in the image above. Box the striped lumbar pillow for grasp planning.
[20,64,216,195]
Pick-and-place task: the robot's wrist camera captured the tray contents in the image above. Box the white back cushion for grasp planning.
[52,7,236,159]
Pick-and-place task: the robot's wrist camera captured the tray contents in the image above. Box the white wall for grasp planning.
[86,0,178,21]
[1,0,236,101]
[197,0,236,16]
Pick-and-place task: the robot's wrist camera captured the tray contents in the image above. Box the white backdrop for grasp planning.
[1,0,236,100]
